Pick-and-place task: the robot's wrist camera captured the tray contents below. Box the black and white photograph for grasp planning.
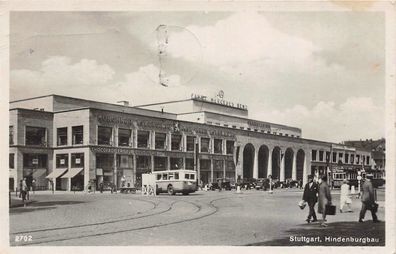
[1,1,395,252]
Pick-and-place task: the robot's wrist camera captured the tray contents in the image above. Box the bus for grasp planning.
[152,169,197,195]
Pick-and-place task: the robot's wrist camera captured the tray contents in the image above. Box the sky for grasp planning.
[10,11,385,143]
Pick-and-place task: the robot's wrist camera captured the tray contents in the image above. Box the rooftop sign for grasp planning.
[191,93,248,111]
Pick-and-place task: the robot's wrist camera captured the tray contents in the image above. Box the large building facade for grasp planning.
[9,94,375,191]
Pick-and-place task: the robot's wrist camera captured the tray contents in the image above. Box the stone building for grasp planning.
[9,94,373,191]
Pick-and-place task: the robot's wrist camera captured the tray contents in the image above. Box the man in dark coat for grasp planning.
[359,174,379,222]
[303,175,319,223]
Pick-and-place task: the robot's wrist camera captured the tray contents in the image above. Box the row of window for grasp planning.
[8,153,85,169]
[57,126,83,146]
[311,150,370,165]
[95,153,235,172]
[205,122,300,138]
[96,127,235,154]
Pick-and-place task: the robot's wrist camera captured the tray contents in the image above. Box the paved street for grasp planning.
[9,188,385,246]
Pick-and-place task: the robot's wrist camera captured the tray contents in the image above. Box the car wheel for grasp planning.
[167,185,175,195]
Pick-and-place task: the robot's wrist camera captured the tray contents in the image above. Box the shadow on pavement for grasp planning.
[246,221,385,246]
[10,206,57,214]
[10,200,86,210]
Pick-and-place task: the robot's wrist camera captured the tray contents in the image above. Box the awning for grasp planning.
[46,168,68,179]
[61,168,83,178]
[33,168,47,178]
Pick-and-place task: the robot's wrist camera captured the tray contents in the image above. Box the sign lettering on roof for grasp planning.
[191,93,248,111]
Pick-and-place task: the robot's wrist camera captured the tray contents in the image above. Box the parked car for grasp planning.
[255,178,270,190]
[210,178,232,190]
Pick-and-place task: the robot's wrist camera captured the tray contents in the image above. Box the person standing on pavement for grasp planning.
[340,179,352,213]
[32,179,36,194]
[21,178,28,207]
[359,174,379,223]
[318,175,332,227]
[302,175,319,223]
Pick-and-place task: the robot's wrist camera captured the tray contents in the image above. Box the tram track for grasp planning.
[16,195,228,246]
[11,197,162,235]
[14,192,268,246]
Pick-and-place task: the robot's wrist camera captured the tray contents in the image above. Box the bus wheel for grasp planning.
[167,185,175,195]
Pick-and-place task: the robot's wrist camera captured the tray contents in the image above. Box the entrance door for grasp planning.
[9,178,14,191]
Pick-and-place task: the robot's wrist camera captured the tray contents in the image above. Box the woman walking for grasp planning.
[318,175,332,227]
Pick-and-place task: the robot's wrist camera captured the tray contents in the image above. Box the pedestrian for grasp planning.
[340,179,352,213]
[32,179,36,194]
[302,175,319,223]
[359,174,379,223]
[21,178,28,207]
[317,175,332,227]
[18,180,23,198]
[99,182,104,193]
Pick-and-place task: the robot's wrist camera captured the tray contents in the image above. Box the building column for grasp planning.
[223,159,226,179]
[167,156,171,171]
[303,150,309,186]
[113,153,117,188]
[151,155,154,172]
[253,147,259,179]
[151,131,156,150]
[280,151,285,181]
[236,144,243,180]
[267,148,272,177]
[133,155,137,186]
[210,158,214,183]
[292,152,297,180]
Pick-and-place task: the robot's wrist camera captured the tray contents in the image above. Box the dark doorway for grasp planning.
[243,144,255,179]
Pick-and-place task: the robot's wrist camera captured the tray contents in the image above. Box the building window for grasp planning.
[200,159,211,170]
[232,125,237,129]
[9,126,14,145]
[136,156,150,171]
[350,154,355,164]
[118,128,131,146]
[155,132,166,150]
[319,151,324,161]
[332,152,337,163]
[23,154,47,168]
[200,137,210,153]
[171,134,182,151]
[224,124,229,127]
[267,131,271,134]
[186,136,195,152]
[170,157,183,169]
[97,126,112,145]
[240,127,245,130]
[247,128,251,131]
[356,155,360,164]
[345,154,349,164]
[56,154,69,168]
[226,140,234,155]
[366,156,370,165]
[71,153,84,168]
[57,127,67,146]
[117,154,133,168]
[154,156,167,171]
[214,139,223,154]
[185,158,194,170]
[9,153,14,169]
[137,130,150,148]
[25,126,47,146]
[72,126,83,145]
[312,150,317,161]
[326,152,330,162]
[338,153,343,160]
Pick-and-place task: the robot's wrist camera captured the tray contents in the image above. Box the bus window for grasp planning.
[157,174,162,180]
[174,173,179,179]
[169,174,174,180]
[190,174,195,180]
[185,174,190,180]
[163,173,168,180]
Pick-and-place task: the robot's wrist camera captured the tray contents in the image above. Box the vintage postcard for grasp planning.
[0,1,395,253]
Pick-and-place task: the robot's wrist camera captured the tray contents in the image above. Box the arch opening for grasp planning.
[243,144,255,179]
